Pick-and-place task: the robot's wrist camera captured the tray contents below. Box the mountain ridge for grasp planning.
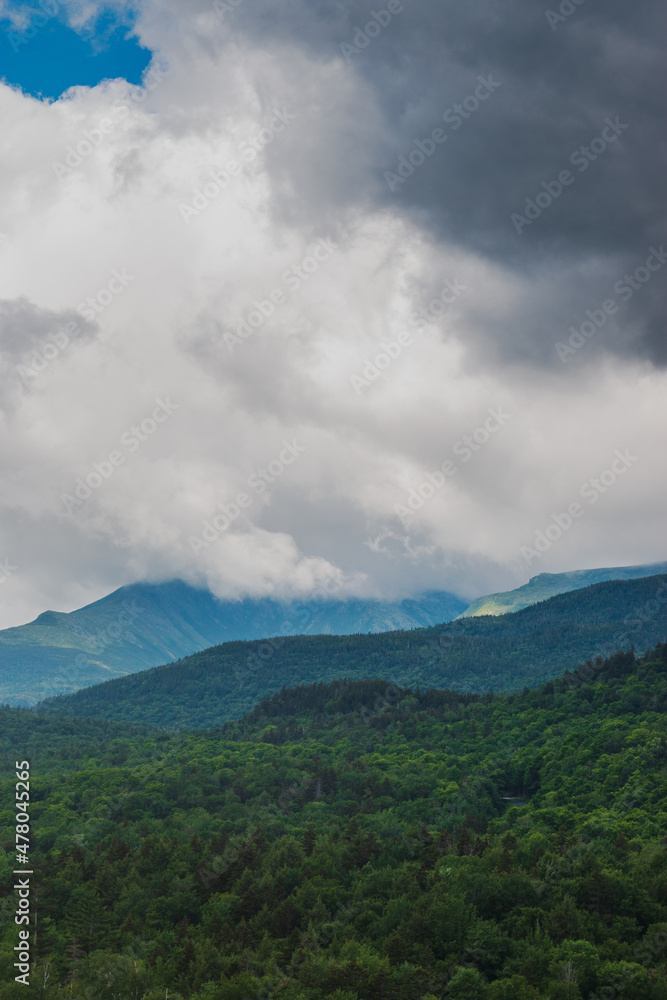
[4,559,665,706]
[0,580,466,705]
[36,573,667,729]
[458,559,667,617]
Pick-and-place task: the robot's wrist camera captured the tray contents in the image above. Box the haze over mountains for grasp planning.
[38,573,667,729]
[0,582,466,705]
[2,559,665,707]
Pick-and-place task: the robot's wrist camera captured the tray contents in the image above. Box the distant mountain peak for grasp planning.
[0,580,467,706]
[35,574,667,730]
[460,560,667,618]
[34,611,68,626]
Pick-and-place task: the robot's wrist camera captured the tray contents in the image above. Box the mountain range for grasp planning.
[459,560,667,617]
[3,559,667,706]
[37,572,667,729]
[0,581,467,705]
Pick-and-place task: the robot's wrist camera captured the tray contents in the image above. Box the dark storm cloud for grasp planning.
[219,0,666,366]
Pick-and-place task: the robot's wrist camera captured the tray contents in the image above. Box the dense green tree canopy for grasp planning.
[1,646,666,999]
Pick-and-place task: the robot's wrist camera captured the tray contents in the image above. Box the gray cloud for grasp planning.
[0,0,664,628]
[207,0,666,366]
[0,298,97,412]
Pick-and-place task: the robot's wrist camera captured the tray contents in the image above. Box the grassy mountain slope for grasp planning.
[0,580,466,706]
[36,573,667,729]
[459,560,667,617]
[2,646,667,999]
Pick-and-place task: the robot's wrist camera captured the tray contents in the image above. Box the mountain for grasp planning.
[458,559,667,617]
[0,580,467,706]
[37,573,667,729]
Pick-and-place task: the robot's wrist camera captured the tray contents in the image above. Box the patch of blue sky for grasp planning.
[1,3,153,100]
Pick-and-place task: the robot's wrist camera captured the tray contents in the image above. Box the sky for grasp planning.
[1,4,150,99]
[0,0,665,628]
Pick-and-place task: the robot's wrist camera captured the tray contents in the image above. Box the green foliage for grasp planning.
[487,976,541,1000]
[447,967,487,998]
[37,575,667,729]
[1,646,667,1000]
[0,709,173,773]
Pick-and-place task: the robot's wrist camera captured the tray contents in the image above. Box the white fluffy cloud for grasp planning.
[0,0,664,628]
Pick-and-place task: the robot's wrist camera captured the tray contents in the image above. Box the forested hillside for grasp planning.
[37,574,667,729]
[0,581,467,707]
[0,709,172,773]
[1,646,667,999]
[459,561,667,617]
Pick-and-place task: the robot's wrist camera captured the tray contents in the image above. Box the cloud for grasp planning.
[180,0,667,367]
[0,0,664,628]
[0,298,97,412]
